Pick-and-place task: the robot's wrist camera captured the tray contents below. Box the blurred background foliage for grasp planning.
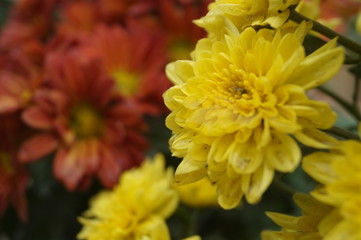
[0,1,11,27]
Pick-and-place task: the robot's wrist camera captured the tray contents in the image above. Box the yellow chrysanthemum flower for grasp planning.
[303,138,361,206]
[325,197,361,240]
[175,177,219,208]
[77,154,179,240]
[195,0,300,37]
[295,0,320,20]
[301,132,361,239]
[262,193,333,240]
[263,195,361,240]
[163,20,344,209]
[264,127,361,240]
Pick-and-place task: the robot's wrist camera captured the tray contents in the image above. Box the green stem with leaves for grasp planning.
[324,126,360,140]
[288,9,361,57]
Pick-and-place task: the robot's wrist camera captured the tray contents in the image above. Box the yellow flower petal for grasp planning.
[264,132,301,172]
[175,178,218,208]
[288,38,344,90]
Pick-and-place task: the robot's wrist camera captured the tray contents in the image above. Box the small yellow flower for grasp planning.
[262,194,334,240]
[164,21,344,209]
[301,126,361,240]
[303,139,361,206]
[263,194,361,240]
[175,177,218,208]
[77,154,179,240]
[195,0,300,36]
[296,0,321,20]
[326,197,361,240]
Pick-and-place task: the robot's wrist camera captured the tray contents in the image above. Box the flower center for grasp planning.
[70,103,104,139]
[224,82,251,100]
[203,65,274,117]
[21,90,32,106]
[169,39,193,61]
[112,70,140,97]
[214,67,257,99]
[0,151,13,174]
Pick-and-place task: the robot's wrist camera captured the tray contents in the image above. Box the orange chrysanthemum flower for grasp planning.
[19,54,148,190]
[75,23,170,115]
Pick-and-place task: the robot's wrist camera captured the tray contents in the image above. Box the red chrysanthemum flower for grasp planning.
[0,22,43,55]
[95,0,156,23]
[0,0,58,51]
[56,1,98,35]
[0,52,43,114]
[320,0,361,33]
[157,0,212,60]
[56,0,156,36]
[75,23,170,115]
[0,115,29,222]
[321,0,361,19]
[19,54,148,190]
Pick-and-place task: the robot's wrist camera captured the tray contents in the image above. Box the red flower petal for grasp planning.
[97,146,121,188]
[0,95,19,113]
[18,133,58,162]
[53,141,101,190]
[22,106,54,129]
[53,147,85,191]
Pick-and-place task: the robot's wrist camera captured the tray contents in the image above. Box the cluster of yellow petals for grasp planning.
[264,130,361,240]
[262,194,333,240]
[302,136,361,239]
[304,139,361,206]
[196,0,300,37]
[164,18,344,209]
[77,154,179,240]
[175,177,218,208]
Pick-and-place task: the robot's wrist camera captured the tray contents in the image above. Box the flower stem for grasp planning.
[324,126,360,140]
[318,86,361,121]
[186,208,199,237]
[175,205,199,238]
[288,9,361,56]
[352,73,361,106]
